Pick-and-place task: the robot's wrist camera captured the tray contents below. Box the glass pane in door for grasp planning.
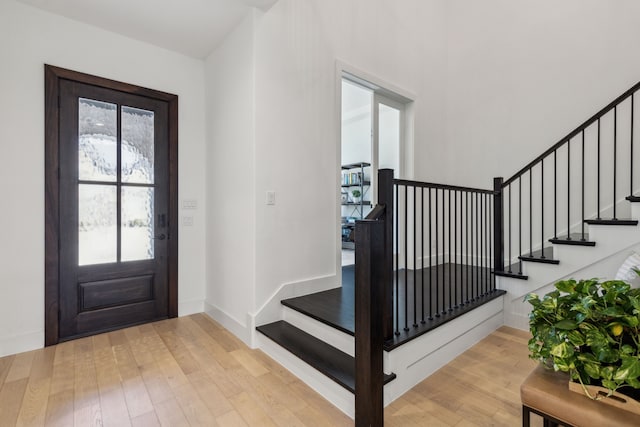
[121,186,154,261]
[78,99,117,181]
[79,184,117,265]
[122,106,154,184]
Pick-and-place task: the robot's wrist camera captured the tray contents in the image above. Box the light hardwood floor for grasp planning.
[0,314,540,426]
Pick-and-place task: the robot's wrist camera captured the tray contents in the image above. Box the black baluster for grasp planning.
[413,185,417,327]
[632,94,635,197]
[554,150,558,237]
[428,187,433,321]
[442,188,446,315]
[489,193,494,293]
[481,193,485,296]
[490,192,495,291]
[581,131,585,241]
[448,190,452,312]
[421,187,425,324]
[541,159,545,258]
[404,184,409,331]
[471,192,475,300]
[466,191,470,304]
[473,193,480,300]
[529,169,533,256]
[395,184,399,335]
[597,119,601,219]
[614,106,618,220]
[508,184,512,273]
[485,193,489,295]
[435,188,439,318]
[567,141,571,240]
[518,178,522,275]
[454,190,458,308]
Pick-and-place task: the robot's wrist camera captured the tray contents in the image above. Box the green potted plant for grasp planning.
[351,189,362,203]
[526,278,640,403]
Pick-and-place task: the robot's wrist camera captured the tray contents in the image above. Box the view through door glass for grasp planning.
[58,80,170,340]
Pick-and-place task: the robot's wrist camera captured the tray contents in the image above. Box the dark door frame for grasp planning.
[44,65,179,346]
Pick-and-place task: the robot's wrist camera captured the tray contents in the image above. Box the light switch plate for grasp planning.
[266,191,276,205]
[182,199,197,209]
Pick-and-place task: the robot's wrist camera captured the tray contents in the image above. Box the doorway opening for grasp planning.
[340,73,409,266]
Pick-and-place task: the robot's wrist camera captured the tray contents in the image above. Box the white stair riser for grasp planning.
[282,306,355,357]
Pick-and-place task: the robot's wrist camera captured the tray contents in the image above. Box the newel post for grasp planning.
[493,177,504,272]
[377,168,394,342]
[355,218,385,427]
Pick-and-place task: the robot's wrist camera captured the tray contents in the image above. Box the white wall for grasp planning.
[0,0,207,356]
[442,0,640,188]
[204,12,257,341]
[251,0,447,320]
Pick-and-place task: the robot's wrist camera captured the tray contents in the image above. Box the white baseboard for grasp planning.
[204,302,252,346]
[0,330,43,358]
[178,299,205,317]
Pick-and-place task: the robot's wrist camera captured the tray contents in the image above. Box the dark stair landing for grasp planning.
[256,320,396,393]
[282,264,506,351]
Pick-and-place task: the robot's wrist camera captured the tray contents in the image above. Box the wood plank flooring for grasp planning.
[0,315,542,426]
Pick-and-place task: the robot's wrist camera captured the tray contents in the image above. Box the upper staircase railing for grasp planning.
[495,80,640,277]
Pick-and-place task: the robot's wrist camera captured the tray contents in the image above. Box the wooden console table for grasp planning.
[521,365,640,427]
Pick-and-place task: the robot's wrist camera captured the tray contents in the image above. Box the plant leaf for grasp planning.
[551,342,574,359]
[615,357,640,381]
[556,280,576,293]
[566,330,585,346]
[554,319,578,330]
[602,379,618,391]
[583,363,601,379]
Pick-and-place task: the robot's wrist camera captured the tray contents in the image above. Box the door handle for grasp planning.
[154,234,166,240]
[158,213,166,228]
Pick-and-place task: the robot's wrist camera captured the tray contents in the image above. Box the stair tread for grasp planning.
[256,320,395,393]
[584,218,638,226]
[493,264,528,280]
[519,247,559,264]
[549,233,596,246]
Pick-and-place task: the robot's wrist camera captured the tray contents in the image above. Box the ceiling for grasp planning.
[17,0,277,59]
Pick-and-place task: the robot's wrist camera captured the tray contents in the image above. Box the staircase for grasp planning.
[499,200,640,330]
[493,79,640,330]
[256,267,505,418]
[255,80,640,421]
[256,172,508,418]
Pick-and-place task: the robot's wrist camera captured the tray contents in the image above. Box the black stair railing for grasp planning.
[495,80,640,274]
[353,80,640,425]
[391,178,497,335]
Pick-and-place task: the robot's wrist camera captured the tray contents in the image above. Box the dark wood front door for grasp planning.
[45,66,178,345]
